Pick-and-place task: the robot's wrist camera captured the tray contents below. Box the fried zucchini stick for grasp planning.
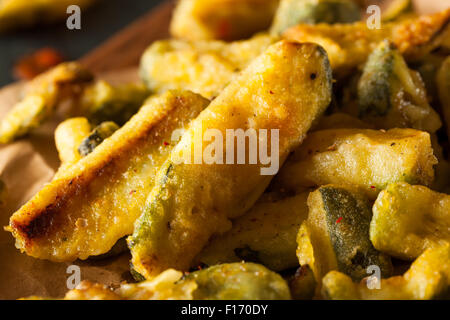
[297,185,393,290]
[370,182,450,260]
[25,262,291,300]
[0,62,93,143]
[322,243,450,300]
[140,34,277,99]
[273,128,437,199]
[283,9,450,75]
[195,192,310,271]
[7,91,210,261]
[129,41,333,278]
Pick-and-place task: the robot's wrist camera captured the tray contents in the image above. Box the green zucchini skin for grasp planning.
[321,243,450,300]
[358,41,395,117]
[357,40,442,132]
[129,266,147,282]
[78,121,119,157]
[183,262,291,300]
[370,182,450,260]
[82,81,150,126]
[299,185,393,285]
[271,0,361,35]
[130,262,291,299]
[319,186,392,280]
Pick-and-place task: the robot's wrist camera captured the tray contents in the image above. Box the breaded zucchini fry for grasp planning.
[126,262,291,300]
[55,119,119,183]
[129,41,333,278]
[78,121,119,157]
[54,117,92,178]
[358,41,441,133]
[273,128,437,199]
[80,81,150,125]
[29,262,291,300]
[55,81,148,173]
[283,9,450,75]
[181,262,291,300]
[139,34,277,99]
[370,182,450,260]
[297,186,392,287]
[195,192,309,271]
[322,243,450,300]
[170,0,279,41]
[7,91,210,261]
[50,118,126,258]
[60,270,195,300]
[437,56,450,141]
[271,0,361,35]
[0,62,93,143]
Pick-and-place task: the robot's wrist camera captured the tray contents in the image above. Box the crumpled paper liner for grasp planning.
[0,69,138,300]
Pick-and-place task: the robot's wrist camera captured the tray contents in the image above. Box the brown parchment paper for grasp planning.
[0,68,139,300]
[0,0,448,300]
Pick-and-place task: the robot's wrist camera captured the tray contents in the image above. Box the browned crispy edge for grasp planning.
[9,94,194,248]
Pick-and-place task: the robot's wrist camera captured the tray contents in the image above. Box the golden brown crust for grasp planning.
[8,91,209,261]
[283,9,450,74]
[392,9,450,60]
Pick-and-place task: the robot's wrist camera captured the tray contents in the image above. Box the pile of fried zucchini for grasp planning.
[1,0,449,300]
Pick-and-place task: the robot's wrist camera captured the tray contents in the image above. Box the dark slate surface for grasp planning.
[0,0,164,87]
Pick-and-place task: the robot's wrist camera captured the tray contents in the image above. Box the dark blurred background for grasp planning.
[0,0,165,87]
